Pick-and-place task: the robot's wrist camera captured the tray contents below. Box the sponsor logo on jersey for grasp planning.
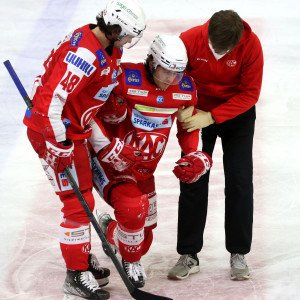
[131,109,172,131]
[70,31,83,47]
[101,67,110,76]
[135,104,177,114]
[226,60,237,67]
[64,51,96,76]
[95,49,107,68]
[180,76,194,91]
[197,58,208,62]
[94,82,118,101]
[111,69,117,82]
[25,108,31,118]
[124,130,168,161]
[58,166,79,191]
[172,93,192,100]
[91,158,109,197]
[125,69,142,86]
[127,88,149,96]
[156,96,164,104]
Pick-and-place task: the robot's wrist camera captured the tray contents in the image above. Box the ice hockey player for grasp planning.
[23,0,146,299]
[89,34,213,288]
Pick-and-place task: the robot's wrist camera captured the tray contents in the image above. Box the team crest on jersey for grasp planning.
[95,49,107,68]
[226,60,237,67]
[180,77,194,91]
[125,69,142,86]
[172,93,192,100]
[70,31,83,47]
[156,96,164,104]
[111,69,117,82]
[131,109,172,131]
[64,51,96,76]
[124,130,168,162]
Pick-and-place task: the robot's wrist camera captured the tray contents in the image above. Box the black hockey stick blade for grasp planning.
[63,167,173,300]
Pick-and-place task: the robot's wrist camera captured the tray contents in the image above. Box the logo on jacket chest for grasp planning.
[124,131,168,161]
[125,69,142,86]
[226,60,237,67]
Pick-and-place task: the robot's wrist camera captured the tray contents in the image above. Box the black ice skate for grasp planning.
[88,253,110,287]
[122,258,147,288]
[96,210,118,257]
[63,269,110,300]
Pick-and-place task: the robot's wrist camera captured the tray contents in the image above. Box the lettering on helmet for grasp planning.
[64,51,96,76]
[70,31,83,47]
[125,68,142,86]
[117,2,138,20]
[180,76,194,92]
[95,49,107,68]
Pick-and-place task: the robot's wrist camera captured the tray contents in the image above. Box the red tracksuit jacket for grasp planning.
[180,20,264,123]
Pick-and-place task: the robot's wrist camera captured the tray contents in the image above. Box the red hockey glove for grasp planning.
[97,94,127,124]
[173,151,212,183]
[43,138,74,173]
[97,137,143,172]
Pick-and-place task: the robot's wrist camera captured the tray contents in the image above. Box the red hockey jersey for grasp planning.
[180,20,264,123]
[23,24,122,143]
[92,62,201,181]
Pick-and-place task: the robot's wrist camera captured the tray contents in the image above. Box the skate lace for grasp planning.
[124,260,147,281]
[80,271,100,292]
[89,255,103,273]
[231,254,247,269]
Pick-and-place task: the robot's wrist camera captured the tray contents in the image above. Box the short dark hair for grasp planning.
[144,55,156,86]
[208,10,244,52]
[96,12,122,37]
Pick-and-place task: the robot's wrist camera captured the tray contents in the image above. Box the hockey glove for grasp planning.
[181,109,215,132]
[97,137,143,172]
[97,94,127,124]
[173,151,212,183]
[43,138,74,173]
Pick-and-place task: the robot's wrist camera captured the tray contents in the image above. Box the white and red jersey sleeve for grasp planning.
[99,62,200,180]
[24,24,122,143]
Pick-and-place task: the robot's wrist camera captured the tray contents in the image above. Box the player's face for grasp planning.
[114,31,143,49]
[153,66,184,91]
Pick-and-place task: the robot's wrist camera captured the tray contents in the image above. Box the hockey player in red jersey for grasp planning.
[23,0,146,299]
[90,34,213,288]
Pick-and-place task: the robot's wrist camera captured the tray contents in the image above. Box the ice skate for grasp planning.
[122,258,147,288]
[87,253,110,287]
[230,253,250,280]
[96,211,118,257]
[63,269,110,299]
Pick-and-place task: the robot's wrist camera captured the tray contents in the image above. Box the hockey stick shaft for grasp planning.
[3,59,173,300]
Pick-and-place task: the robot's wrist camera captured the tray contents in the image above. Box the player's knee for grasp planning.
[111,185,149,230]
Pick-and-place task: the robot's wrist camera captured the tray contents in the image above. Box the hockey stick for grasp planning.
[3,59,173,300]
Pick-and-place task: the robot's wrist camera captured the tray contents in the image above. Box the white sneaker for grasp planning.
[230,254,250,280]
[168,254,200,280]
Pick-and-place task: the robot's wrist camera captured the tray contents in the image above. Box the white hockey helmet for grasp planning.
[103,0,146,48]
[148,34,188,73]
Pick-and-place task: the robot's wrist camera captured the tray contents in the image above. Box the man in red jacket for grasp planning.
[168,10,263,281]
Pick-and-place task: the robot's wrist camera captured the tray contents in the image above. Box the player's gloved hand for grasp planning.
[97,137,143,172]
[97,94,127,124]
[177,105,194,122]
[43,138,74,173]
[173,151,212,183]
[181,109,215,132]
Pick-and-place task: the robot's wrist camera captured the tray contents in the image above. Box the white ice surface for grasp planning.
[0,0,300,299]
